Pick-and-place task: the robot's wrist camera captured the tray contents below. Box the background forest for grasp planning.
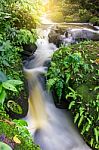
[47,0,99,25]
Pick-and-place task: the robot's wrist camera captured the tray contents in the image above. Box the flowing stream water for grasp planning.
[23,17,92,150]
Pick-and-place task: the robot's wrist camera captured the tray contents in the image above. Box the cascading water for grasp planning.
[23,23,92,150]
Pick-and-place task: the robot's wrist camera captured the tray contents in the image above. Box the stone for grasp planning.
[66,28,99,41]
[48,25,99,47]
[21,43,37,60]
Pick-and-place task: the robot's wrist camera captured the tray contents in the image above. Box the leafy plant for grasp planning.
[47,41,99,149]
[0,71,23,108]
[0,110,40,150]
[47,46,90,100]
[14,29,37,45]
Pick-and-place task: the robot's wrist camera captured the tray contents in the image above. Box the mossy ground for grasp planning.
[0,111,40,150]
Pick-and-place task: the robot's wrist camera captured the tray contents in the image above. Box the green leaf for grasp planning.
[81,123,87,135]
[94,128,98,143]
[6,80,23,85]
[13,119,28,127]
[78,115,84,127]
[86,124,90,132]
[87,118,92,125]
[90,138,94,147]
[0,71,7,82]
[0,90,6,106]
[74,113,79,123]
[94,86,99,91]
[2,60,10,66]
[0,84,2,93]
[69,101,75,109]
[7,100,23,114]
[0,142,12,150]
[79,107,84,116]
[2,82,17,92]
[0,46,5,51]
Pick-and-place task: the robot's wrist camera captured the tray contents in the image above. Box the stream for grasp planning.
[23,16,97,150]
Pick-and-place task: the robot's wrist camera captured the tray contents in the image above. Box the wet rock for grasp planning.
[48,30,62,47]
[21,43,37,60]
[48,25,99,47]
[67,28,99,41]
[6,81,29,119]
[48,25,67,47]
[43,60,51,68]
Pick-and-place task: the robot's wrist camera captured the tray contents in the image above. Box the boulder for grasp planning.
[48,25,99,47]
[48,29,62,47]
[21,43,37,60]
[66,28,99,41]
[48,25,67,47]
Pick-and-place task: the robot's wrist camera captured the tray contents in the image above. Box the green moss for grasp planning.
[0,111,40,150]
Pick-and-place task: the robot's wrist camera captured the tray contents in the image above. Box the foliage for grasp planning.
[15,29,37,45]
[0,0,42,149]
[0,109,40,150]
[78,9,92,22]
[0,0,42,30]
[47,41,99,149]
[0,0,40,118]
[89,16,99,26]
[0,71,23,114]
[49,0,99,25]
[0,34,23,80]
[47,45,90,100]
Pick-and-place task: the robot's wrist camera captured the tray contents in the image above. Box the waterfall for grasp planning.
[23,25,91,150]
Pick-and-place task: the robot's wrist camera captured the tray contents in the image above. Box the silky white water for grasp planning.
[23,23,91,150]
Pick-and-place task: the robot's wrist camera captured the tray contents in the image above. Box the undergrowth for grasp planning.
[47,41,99,149]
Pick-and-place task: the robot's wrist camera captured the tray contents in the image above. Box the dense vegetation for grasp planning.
[47,41,99,150]
[46,0,99,25]
[0,109,40,150]
[0,0,42,149]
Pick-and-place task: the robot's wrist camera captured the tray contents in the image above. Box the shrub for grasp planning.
[0,108,40,150]
[47,41,99,149]
[89,16,99,26]
[0,0,42,30]
[78,9,92,22]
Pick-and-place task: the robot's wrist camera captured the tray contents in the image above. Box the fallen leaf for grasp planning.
[13,135,21,144]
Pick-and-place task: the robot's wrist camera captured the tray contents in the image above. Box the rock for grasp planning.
[6,84,29,119]
[67,28,99,41]
[48,25,99,47]
[48,26,66,47]
[48,30,62,47]
[43,59,51,68]
[21,43,37,60]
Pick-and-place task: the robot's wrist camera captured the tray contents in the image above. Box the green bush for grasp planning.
[89,16,99,26]
[0,109,40,150]
[47,41,99,149]
[78,9,92,22]
[0,34,23,80]
[0,0,42,30]
[0,0,39,117]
